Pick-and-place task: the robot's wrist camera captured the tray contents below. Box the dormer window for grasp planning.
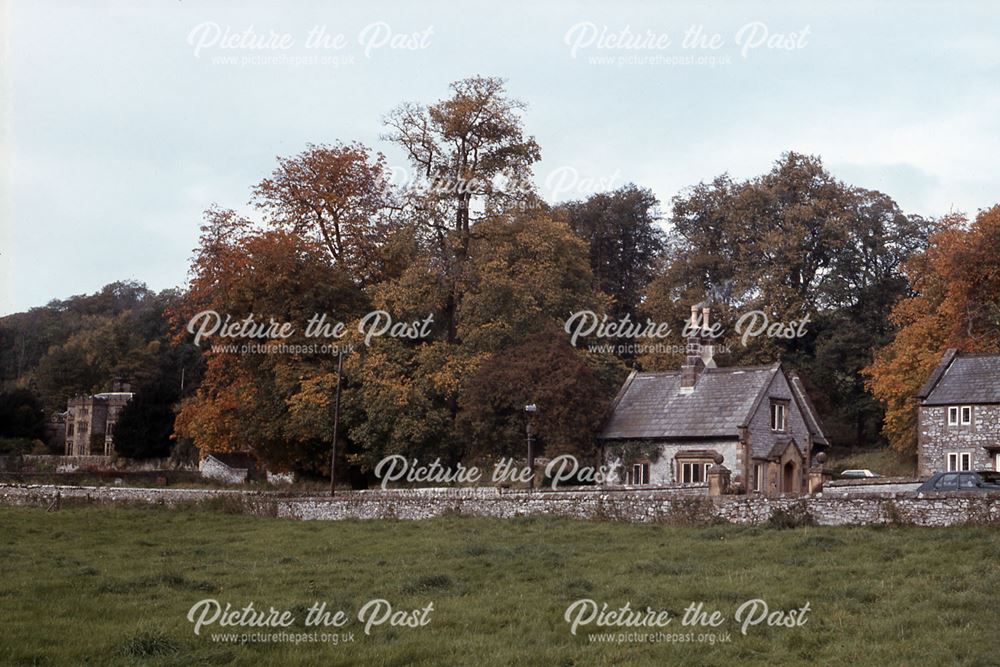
[770,401,787,432]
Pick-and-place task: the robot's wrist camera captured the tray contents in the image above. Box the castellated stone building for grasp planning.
[64,379,133,456]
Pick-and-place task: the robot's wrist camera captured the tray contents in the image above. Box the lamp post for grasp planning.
[524,404,537,485]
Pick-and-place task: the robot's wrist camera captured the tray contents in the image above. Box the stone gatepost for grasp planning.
[807,452,831,494]
[707,453,731,497]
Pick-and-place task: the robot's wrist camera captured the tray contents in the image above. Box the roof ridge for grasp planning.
[739,363,782,428]
[704,364,778,373]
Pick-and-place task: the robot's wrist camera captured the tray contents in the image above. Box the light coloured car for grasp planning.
[840,469,880,479]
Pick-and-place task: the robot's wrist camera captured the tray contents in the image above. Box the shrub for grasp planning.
[767,502,816,529]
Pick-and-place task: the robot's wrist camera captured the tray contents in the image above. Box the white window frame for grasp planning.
[960,405,972,425]
[631,463,650,485]
[752,464,763,492]
[679,461,709,484]
[948,452,972,472]
[948,406,959,425]
[770,402,787,432]
[995,453,1000,472]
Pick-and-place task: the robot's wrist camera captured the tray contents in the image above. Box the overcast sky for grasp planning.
[3,0,999,315]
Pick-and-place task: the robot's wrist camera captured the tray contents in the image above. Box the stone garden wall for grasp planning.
[823,478,923,496]
[2,483,1000,527]
[0,455,195,473]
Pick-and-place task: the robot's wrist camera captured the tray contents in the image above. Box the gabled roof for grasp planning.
[788,372,829,447]
[919,349,1000,405]
[766,436,798,459]
[600,364,779,440]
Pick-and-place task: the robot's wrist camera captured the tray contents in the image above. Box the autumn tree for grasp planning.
[307,75,552,477]
[252,142,396,284]
[384,76,542,343]
[347,210,622,471]
[458,211,609,352]
[866,206,1000,454]
[173,208,369,473]
[384,76,541,252]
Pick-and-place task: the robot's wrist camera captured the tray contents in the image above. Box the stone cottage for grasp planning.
[64,379,133,456]
[599,304,828,496]
[917,349,1000,476]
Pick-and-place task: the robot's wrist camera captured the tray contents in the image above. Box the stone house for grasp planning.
[917,349,1000,476]
[64,379,133,456]
[598,304,828,496]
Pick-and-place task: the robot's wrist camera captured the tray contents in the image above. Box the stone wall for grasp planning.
[918,404,1000,476]
[3,484,1000,527]
[824,478,923,496]
[0,455,195,473]
[0,484,251,508]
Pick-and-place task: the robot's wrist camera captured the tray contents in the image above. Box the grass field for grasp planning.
[2,505,998,666]
[825,448,918,478]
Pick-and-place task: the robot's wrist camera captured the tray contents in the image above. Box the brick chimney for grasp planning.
[680,302,717,393]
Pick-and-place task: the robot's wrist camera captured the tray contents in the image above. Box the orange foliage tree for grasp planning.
[171,208,370,472]
[865,206,1000,454]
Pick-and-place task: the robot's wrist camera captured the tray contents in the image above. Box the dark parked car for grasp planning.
[917,471,1000,493]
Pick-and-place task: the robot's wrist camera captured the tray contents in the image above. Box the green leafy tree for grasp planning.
[112,381,177,458]
[458,329,615,463]
[0,389,46,439]
[559,184,664,319]
[642,152,934,449]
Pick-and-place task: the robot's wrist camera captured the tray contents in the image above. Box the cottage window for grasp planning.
[631,463,650,485]
[948,407,960,425]
[770,402,787,432]
[960,406,972,425]
[752,464,763,492]
[947,452,972,472]
[678,461,711,484]
[995,453,1000,472]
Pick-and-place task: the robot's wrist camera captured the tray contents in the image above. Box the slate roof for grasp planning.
[789,373,829,446]
[918,350,1000,405]
[767,436,797,459]
[599,364,779,440]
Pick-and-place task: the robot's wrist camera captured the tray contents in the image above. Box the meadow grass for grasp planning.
[826,448,918,478]
[1,505,997,666]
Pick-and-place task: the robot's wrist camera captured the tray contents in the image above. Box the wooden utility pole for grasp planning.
[330,348,344,496]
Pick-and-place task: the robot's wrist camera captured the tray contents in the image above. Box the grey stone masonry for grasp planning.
[918,404,1000,476]
[3,484,1000,527]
